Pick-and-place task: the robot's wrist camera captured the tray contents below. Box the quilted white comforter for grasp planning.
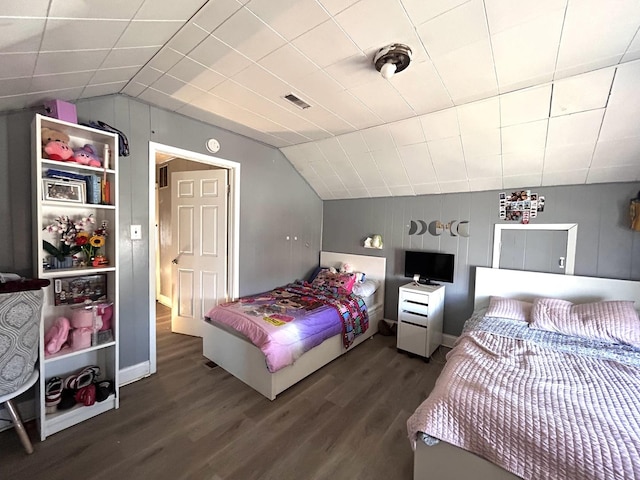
[407,313,640,480]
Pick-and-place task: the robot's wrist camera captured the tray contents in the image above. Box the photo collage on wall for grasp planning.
[499,190,545,223]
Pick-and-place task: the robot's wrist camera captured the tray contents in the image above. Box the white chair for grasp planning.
[0,370,38,454]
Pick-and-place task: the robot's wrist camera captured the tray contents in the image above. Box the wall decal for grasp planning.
[499,190,544,223]
[409,220,470,237]
[408,220,428,235]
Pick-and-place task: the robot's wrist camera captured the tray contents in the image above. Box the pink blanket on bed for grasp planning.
[407,330,640,479]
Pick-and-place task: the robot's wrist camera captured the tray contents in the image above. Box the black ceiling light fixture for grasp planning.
[373,43,412,79]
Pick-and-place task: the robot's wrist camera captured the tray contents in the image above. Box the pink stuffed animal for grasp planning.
[72,144,102,167]
[44,140,73,161]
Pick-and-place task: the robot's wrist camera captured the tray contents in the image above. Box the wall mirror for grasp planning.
[492,223,578,275]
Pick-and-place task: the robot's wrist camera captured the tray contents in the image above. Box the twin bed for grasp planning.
[203,251,385,400]
[410,267,640,480]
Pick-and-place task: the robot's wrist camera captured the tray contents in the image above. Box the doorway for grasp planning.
[148,142,240,375]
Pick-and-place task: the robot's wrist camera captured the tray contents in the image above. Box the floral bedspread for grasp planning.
[205,282,368,372]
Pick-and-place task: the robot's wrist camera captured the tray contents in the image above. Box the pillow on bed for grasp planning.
[485,296,532,322]
[352,279,378,297]
[311,270,357,294]
[530,297,640,347]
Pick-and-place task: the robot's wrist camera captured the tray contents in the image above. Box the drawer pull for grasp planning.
[402,310,428,318]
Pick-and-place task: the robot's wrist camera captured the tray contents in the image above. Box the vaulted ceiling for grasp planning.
[2,0,640,199]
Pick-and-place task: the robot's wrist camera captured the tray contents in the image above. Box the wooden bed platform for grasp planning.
[203,251,386,400]
[413,266,640,480]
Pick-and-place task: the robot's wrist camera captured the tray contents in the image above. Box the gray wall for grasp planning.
[322,183,640,336]
[0,94,323,369]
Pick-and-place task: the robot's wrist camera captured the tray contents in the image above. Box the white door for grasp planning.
[171,169,228,337]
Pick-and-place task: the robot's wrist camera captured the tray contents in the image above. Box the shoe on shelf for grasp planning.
[75,384,96,407]
[95,380,114,402]
[45,377,63,414]
[44,317,71,355]
[64,365,101,391]
[57,389,77,410]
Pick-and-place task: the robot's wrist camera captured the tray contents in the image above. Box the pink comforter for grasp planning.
[407,329,640,479]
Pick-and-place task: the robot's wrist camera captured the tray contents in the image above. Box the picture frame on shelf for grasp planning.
[43,178,86,203]
[53,273,107,306]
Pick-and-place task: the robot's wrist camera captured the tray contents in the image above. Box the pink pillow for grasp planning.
[311,271,356,294]
[485,296,532,322]
[530,298,640,347]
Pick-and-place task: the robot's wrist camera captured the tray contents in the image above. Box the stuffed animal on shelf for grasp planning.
[72,144,102,167]
[41,127,69,146]
[41,127,73,161]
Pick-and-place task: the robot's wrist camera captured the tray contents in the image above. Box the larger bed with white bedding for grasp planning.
[409,267,640,480]
[203,251,386,400]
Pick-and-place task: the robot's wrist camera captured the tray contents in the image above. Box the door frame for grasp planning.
[148,141,240,375]
[492,223,578,275]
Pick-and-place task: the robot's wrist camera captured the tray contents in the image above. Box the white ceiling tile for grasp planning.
[556,0,640,72]
[49,0,144,18]
[413,183,441,195]
[389,61,454,115]
[0,94,28,111]
[316,0,359,16]
[192,0,243,33]
[165,23,210,55]
[247,0,329,41]
[80,81,127,98]
[500,84,551,126]
[152,74,202,103]
[541,169,588,186]
[491,9,564,92]
[294,69,344,104]
[295,142,326,162]
[338,131,368,155]
[188,36,251,76]
[0,77,31,96]
[457,97,500,133]
[417,0,489,57]
[361,125,395,152]
[356,169,387,188]
[428,136,466,182]
[167,57,225,91]
[398,143,438,184]
[90,66,141,85]
[592,137,640,167]
[131,67,163,86]
[23,87,85,108]
[367,186,392,197]
[292,19,360,68]
[401,0,469,27]
[388,185,415,196]
[439,180,470,193]
[420,108,460,141]
[0,53,37,79]
[621,30,640,62]
[116,21,184,48]
[335,0,415,51]
[502,173,542,189]
[147,48,184,72]
[348,80,414,123]
[0,18,45,53]
[2,0,49,16]
[608,60,640,105]
[388,118,425,147]
[324,53,376,90]
[41,19,128,51]
[138,86,186,111]
[233,64,290,101]
[501,119,548,154]
[502,151,544,176]
[31,71,94,92]
[316,137,349,163]
[546,109,604,148]
[121,82,147,97]
[310,159,337,177]
[101,46,160,68]
[431,39,498,103]
[551,68,615,117]
[484,0,567,34]
[543,143,595,172]
[134,0,207,20]
[377,163,411,187]
[213,8,286,61]
[469,177,503,191]
[465,154,502,178]
[598,102,640,142]
[587,165,640,184]
[35,50,110,75]
[461,130,501,158]
[317,91,380,130]
[259,44,319,84]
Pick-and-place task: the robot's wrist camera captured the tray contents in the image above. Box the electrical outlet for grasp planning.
[131,225,142,240]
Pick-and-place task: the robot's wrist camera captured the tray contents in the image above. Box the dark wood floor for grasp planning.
[0,304,447,480]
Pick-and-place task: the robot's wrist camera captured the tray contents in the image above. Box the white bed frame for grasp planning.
[414,266,640,480]
[202,251,386,400]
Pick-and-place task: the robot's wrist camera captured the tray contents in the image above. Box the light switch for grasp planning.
[131,225,142,240]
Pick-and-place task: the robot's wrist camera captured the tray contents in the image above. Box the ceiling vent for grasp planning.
[284,93,312,110]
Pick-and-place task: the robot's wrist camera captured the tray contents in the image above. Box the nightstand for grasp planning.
[397,282,445,361]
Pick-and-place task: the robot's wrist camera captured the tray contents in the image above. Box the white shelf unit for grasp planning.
[396,283,445,360]
[31,114,120,441]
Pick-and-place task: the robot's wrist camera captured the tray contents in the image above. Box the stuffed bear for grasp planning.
[41,127,70,146]
[41,127,73,161]
[72,144,102,167]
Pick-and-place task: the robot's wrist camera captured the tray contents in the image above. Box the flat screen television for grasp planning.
[404,250,455,285]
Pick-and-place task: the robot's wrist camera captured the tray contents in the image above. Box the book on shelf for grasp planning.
[46,169,101,204]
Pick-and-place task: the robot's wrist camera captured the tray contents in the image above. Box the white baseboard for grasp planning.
[441,334,459,349]
[119,361,151,386]
[157,294,171,308]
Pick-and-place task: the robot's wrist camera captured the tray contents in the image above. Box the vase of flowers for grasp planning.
[43,215,95,269]
[77,220,109,267]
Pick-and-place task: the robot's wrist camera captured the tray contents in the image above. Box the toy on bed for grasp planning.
[42,127,73,161]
